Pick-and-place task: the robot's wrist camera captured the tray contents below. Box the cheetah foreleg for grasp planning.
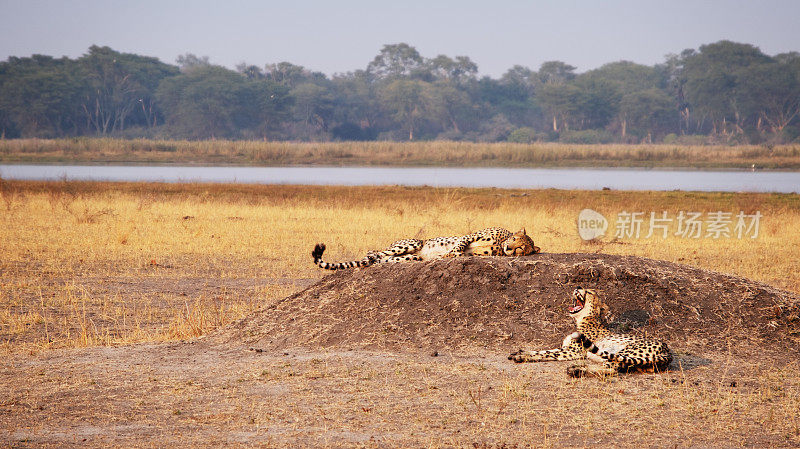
[443,233,478,257]
[372,239,424,261]
[508,332,587,363]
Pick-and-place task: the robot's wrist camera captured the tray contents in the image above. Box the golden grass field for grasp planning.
[1,179,798,354]
[2,180,800,447]
[2,137,800,169]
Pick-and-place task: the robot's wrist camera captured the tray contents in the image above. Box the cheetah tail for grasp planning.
[575,333,634,364]
[312,243,376,270]
[312,243,326,261]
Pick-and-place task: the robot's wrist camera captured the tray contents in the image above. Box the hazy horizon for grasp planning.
[2,0,800,77]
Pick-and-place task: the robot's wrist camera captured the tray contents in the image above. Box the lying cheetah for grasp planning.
[508,287,672,377]
[312,227,540,270]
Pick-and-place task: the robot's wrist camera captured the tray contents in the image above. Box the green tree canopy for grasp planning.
[367,43,426,80]
[78,45,179,134]
[0,55,84,137]
[2,41,799,143]
[156,65,290,139]
[378,79,427,140]
[682,41,773,135]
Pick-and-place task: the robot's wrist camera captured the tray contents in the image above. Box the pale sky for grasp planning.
[1,0,799,77]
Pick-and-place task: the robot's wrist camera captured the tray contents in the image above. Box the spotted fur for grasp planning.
[508,287,672,378]
[312,227,540,271]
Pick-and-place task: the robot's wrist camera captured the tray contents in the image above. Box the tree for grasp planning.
[423,56,480,135]
[330,70,381,130]
[588,61,663,92]
[428,55,478,84]
[425,80,473,134]
[367,43,425,80]
[236,63,264,80]
[538,83,581,132]
[291,82,335,132]
[660,50,694,134]
[501,65,537,96]
[176,54,210,72]
[737,60,800,136]
[535,61,577,131]
[156,66,239,138]
[156,65,290,139]
[378,79,426,140]
[235,79,292,138]
[471,71,540,130]
[78,46,178,134]
[619,89,677,141]
[0,55,85,137]
[572,74,621,130]
[537,61,576,85]
[264,62,325,88]
[682,41,773,136]
[478,114,515,142]
[584,61,669,138]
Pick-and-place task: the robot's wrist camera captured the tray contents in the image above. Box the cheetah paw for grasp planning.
[508,349,531,363]
[566,364,587,378]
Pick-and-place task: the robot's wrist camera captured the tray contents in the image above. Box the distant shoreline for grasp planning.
[2,138,800,171]
[0,162,796,173]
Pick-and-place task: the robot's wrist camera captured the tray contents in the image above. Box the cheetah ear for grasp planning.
[520,228,527,235]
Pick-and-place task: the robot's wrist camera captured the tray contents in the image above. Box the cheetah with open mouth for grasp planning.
[509,287,672,377]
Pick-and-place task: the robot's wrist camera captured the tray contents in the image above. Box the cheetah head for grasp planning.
[502,228,541,256]
[569,287,605,321]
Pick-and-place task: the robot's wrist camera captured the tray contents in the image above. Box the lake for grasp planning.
[1,164,798,193]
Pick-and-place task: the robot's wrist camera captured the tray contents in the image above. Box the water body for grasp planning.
[1,164,798,193]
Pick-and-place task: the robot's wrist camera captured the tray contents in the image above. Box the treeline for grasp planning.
[1,41,799,144]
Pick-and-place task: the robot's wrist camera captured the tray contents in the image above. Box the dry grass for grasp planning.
[1,180,798,355]
[2,180,800,447]
[4,346,799,447]
[2,138,800,168]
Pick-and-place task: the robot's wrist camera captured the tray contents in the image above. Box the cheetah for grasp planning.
[312,227,540,270]
[508,287,672,377]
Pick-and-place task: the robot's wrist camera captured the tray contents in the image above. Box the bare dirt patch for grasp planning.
[3,254,800,448]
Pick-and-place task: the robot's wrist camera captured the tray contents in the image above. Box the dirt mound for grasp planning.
[215,254,800,356]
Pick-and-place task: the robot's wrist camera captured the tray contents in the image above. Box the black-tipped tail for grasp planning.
[312,243,326,262]
[312,243,377,270]
[312,243,339,270]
